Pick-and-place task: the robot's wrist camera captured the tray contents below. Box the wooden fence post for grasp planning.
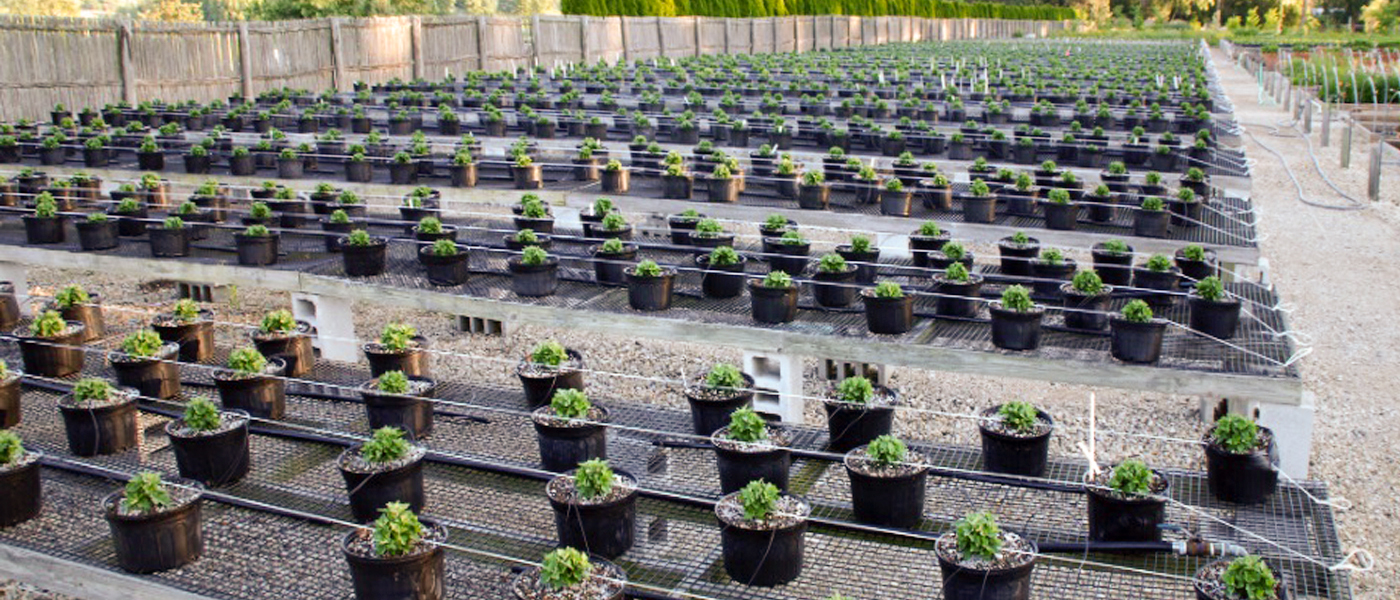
[476,16,488,71]
[411,16,424,79]
[329,18,347,91]
[620,17,630,61]
[656,17,665,58]
[693,16,701,56]
[580,16,590,63]
[723,17,730,54]
[117,19,137,104]
[237,21,253,100]
[531,14,542,68]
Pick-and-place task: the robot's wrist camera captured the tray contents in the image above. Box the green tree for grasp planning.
[0,0,81,16]
[140,0,206,20]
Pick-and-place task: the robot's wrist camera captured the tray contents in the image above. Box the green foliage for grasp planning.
[121,329,165,359]
[1122,299,1154,323]
[54,285,90,309]
[601,212,628,231]
[945,261,971,282]
[955,512,1003,560]
[917,221,943,237]
[1195,276,1225,302]
[1001,285,1033,312]
[540,547,590,590]
[694,218,724,235]
[708,246,740,267]
[573,459,615,500]
[521,246,549,266]
[86,212,108,223]
[727,407,767,443]
[705,363,745,391]
[1100,239,1130,254]
[849,235,872,254]
[1145,254,1173,272]
[1141,196,1165,211]
[818,253,847,274]
[1047,188,1071,204]
[762,271,793,289]
[1212,414,1261,454]
[377,370,410,394]
[836,376,875,404]
[228,347,268,375]
[561,0,1076,18]
[260,309,297,334]
[866,434,907,467]
[244,224,271,237]
[940,241,966,261]
[633,260,663,278]
[598,238,625,254]
[1071,270,1104,294]
[550,389,592,419]
[121,472,172,513]
[874,281,903,299]
[372,502,424,558]
[249,202,273,219]
[738,479,780,520]
[1222,555,1279,600]
[1107,460,1154,496]
[431,239,458,256]
[530,340,568,367]
[998,401,1039,434]
[361,427,410,464]
[30,310,67,337]
[379,323,416,353]
[969,179,991,197]
[183,397,222,432]
[345,229,373,247]
[0,431,25,465]
[330,209,351,224]
[763,213,789,231]
[1182,244,1207,262]
[515,229,540,244]
[163,216,185,230]
[416,217,443,235]
[73,378,113,403]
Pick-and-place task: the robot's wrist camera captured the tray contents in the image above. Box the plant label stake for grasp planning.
[1078,392,1101,478]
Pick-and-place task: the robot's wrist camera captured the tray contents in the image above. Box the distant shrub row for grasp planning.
[561,0,1077,21]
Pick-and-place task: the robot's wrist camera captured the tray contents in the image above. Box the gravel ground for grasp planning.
[0,582,75,600]
[5,45,1395,600]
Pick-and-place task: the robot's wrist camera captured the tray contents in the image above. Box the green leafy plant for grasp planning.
[379,323,416,353]
[260,309,296,334]
[969,179,991,197]
[738,479,780,520]
[0,430,24,465]
[371,501,424,557]
[72,378,113,403]
[1122,299,1154,323]
[633,260,664,278]
[346,230,373,247]
[999,401,1039,434]
[120,329,165,359]
[874,281,903,299]
[1001,285,1034,312]
[1182,244,1207,262]
[573,458,615,500]
[705,363,744,391]
[1212,414,1260,454]
[228,347,267,375]
[121,472,172,513]
[1141,196,1165,211]
[54,285,89,309]
[529,340,567,367]
[1100,239,1130,254]
[183,396,222,432]
[29,310,67,337]
[540,547,590,590]
[377,370,410,395]
[917,221,942,237]
[361,426,410,464]
[866,434,907,467]
[33,196,58,220]
[762,213,789,231]
[416,217,443,235]
[779,230,806,246]
[727,407,767,443]
[836,376,875,404]
[520,246,549,267]
[1047,188,1071,204]
[694,218,724,235]
[86,212,108,223]
[550,389,591,420]
[1145,254,1173,272]
[955,512,1003,560]
[598,238,626,255]
[944,261,971,282]
[762,271,792,289]
[1071,270,1104,295]
[941,242,966,261]
[601,212,627,231]
[1107,459,1154,496]
[849,235,872,254]
[1195,276,1225,302]
[249,202,273,219]
[1222,555,1278,600]
[817,253,847,274]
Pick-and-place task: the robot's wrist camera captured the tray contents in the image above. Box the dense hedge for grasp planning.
[561,0,1077,20]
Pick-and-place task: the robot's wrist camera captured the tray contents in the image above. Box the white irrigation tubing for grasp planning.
[30,296,1291,450]
[1237,119,1368,212]
[15,354,1362,581]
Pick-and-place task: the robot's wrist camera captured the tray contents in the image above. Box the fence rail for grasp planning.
[0,14,1069,121]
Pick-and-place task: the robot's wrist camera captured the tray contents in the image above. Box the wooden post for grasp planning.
[1340,118,1352,169]
[1370,142,1384,203]
[723,17,730,54]
[693,16,702,56]
[531,14,542,68]
[580,16,591,63]
[237,21,253,100]
[117,19,137,104]
[656,17,665,58]
[772,17,779,53]
[620,17,630,61]
[476,16,488,71]
[411,16,424,80]
[329,18,347,92]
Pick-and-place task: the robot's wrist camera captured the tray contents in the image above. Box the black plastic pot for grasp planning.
[1134,267,1182,310]
[933,275,984,318]
[707,177,740,203]
[0,459,41,526]
[550,470,638,559]
[534,405,609,472]
[862,293,914,334]
[507,256,560,297]
[110,345,182,400]
[16,323,86,377]
[419,246,469,286]
[697,255,747,298]
[997,239,1040,277]
[601,168,630,193]
[990,306,1044,351]
[365,339,430,378]
[1040,201,1080,230]
[716,492,807,586]
[812,266,857,307]
[105,492,203,573]
[823,393,897,453]
[1087,475,1168,541]
[167,414,252,487]
[234,232,279,266]
[213,358,288,419]
[684,375,755,437]
[340,451,426,523]
[512,164,543,189]
[343,524,445,600]
[1204,429,1279,505]
[979,406,1054,477]
[844,452,928,528]
[625,268,675,311]
[1061,285,1113,331]
[114,208,149,237]
[517,349,584,409]
[1189,295,1241,340]
[60,395,138,457]
[252,327,315,377]
[148,225,190,257]
[1091,245,1135,286]
[76,219,119,251]
[1175,249,1218,282]
[342,238,389,277]
[749,282,798,324]
[963,195,997,224]
[797,183,829,210]
[22,215,67,244]
[361,377,436,441]
[592,246,637,286]
[880,190,913,217]
[1031,259,1077,299]
[1134,209,1170,238]
[0,377,19,428]
[936,539,1037,600]
[908,233,952,268]
[0,283,16,333]
[1109,317,1166,364]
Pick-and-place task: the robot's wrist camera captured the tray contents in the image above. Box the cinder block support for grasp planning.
[0,263,31,317]
[742,351,803,424]
[290,293,360,363]
[822,359,888,386]
[1200,392,1315,479]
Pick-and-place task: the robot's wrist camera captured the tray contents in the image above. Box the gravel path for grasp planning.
[1211,46,1398,599]
[5,44,1395,600]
